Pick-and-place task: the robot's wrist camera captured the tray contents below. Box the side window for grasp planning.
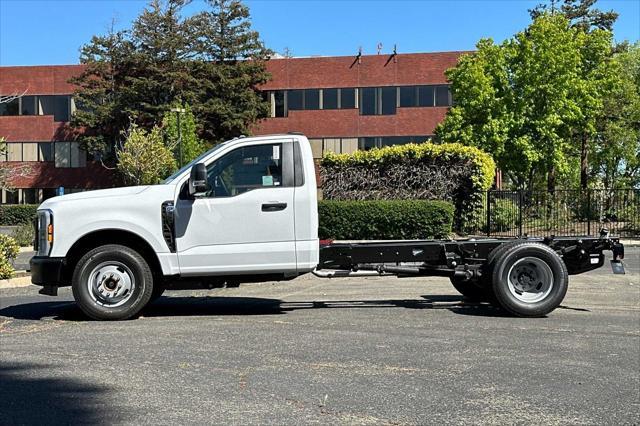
[206,143,283,197]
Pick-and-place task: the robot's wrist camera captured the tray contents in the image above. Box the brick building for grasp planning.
[0,51,464,204]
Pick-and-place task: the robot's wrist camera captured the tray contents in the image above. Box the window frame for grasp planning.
[194,141,295,199]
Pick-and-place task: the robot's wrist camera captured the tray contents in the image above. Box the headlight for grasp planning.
[36,209,53,256]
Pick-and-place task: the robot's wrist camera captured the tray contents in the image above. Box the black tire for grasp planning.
[491,242,568,317]
[72,244,155,320]
[149,284,165,302]
[481,240,522,287]
[449,277,490,301]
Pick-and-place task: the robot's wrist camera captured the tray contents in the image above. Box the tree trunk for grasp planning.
[547,166,556,193]
[580,133,589,190]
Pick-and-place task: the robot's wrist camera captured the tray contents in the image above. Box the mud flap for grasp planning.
[610,260,625,275]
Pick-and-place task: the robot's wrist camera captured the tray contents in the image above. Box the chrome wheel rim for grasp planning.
[87,261,135,307]
[507,257,553,303]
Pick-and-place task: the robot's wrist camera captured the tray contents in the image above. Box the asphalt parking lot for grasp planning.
[1,249,638,425]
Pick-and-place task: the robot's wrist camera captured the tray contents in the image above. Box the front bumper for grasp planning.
[30,256,67,286]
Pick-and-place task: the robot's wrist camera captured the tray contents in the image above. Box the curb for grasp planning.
[0,275,33,289]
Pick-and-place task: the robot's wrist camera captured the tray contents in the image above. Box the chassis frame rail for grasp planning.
[316,231,624,279]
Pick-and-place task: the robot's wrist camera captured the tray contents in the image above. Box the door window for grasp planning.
[206,144,283,197]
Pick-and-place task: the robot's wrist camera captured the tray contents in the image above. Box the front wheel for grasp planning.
[72,244,155,320]
[491,242,568,317]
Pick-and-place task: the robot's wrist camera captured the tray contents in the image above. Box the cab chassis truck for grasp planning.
[31,134,625,320]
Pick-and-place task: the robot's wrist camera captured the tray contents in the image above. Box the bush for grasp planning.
[490,198,519,232]
[321,142,495,232]
[318,200,454,240]
[0,234,20,279]
[12,222,34,247]
[0,205,38,225]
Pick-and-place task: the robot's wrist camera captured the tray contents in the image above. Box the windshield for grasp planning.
[162,142,229,184]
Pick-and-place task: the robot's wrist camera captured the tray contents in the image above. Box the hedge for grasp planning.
[318,200,454,240]
[0,204,38,226]
[321,142,495,232]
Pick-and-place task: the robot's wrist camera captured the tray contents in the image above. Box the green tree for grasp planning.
[435,14,615,190]
[70,0,271,160]
[190,0,272,143]
[162,103,206,166]
[529,0,618,32]
[592,44,640,189]
[117,123,177,185]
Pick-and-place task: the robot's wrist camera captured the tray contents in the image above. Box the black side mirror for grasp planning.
[189,163,209,196]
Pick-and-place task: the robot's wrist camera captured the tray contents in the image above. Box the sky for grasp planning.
[0,0,638,66]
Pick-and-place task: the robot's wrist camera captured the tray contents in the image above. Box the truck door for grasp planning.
[174,140,297,275]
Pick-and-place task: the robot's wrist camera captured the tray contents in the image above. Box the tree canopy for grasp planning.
[434,12,634,190]
[70,0,271,161]
[529,0,618,32]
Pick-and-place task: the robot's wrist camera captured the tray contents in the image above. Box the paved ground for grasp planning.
[1,250,638,425]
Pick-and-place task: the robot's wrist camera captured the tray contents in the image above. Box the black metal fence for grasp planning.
[464,189,640,238]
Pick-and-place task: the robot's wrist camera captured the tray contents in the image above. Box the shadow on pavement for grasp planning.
[0,294,525,320]
[0,362,128,424]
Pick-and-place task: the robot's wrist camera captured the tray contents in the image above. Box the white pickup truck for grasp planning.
[31,134,624,320]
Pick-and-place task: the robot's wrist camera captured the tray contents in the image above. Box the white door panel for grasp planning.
[174,141,297,275]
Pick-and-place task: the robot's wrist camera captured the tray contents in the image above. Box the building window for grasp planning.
[7,143,22,161]
[381,87,396,115]
[287,90,303,110]
[39,95,70,121]
[0,95,73,120]
[340,88,356,109]
[322,88,338,110]
[21,96,37,115]
[435,85,451,107]
[273,91,286,117]
[418,86,435,107]
[304,89,320,110]
[360,87,396,116]
[0,98,19,116]
[22,188,37,204]
[38,142,53,161]
[5,190,18,204]
[54,142,86,168]
[22,143,38,161]
[400,86,417,107]
[360,87,377,115]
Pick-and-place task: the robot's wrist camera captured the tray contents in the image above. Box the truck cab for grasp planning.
[31,134,319,320]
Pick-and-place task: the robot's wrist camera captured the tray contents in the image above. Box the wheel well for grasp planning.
[64,230,163,282]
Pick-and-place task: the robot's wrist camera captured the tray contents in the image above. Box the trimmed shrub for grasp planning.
[321,142,495,232]
[0,234,20,279]
[0,204,38,225]
[12,222,35,247]
[489,198,519,232]
[318,199,454,240]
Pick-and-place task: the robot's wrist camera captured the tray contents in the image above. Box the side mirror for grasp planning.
[188,163,209,196]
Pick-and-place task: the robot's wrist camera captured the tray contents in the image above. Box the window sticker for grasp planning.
[272,145,280,160]
[262,175,274,186]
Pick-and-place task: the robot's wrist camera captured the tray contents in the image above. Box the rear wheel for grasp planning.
[72,244,154,320]
[491,242,568,317]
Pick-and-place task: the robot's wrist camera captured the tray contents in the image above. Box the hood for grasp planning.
[38,185,175,211]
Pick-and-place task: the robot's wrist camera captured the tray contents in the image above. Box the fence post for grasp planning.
[518,190,523,237]
[587,189,591,236]
[486,191,491,237]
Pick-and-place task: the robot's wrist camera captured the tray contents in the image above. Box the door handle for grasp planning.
[262,202,287,212]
